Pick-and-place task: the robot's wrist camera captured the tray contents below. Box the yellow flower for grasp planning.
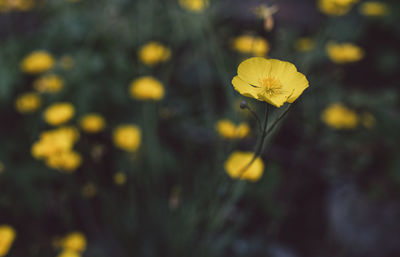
[15,92,41,114]
[216,119,250,139]
[0,225,16,257]
[44,102,75,126]
[33,74,64,93]
[113,125,141,152]
[59,55,74,70]
[61,232,86,253]
[232,57,309,108]
[326,42,364,64]
[81,183,97,198]
[20,50,55,74]
[138,42,171,66]
[359,1,388,17]
[129,76,164,101]
[57,250,80,257]
[232,35,269,56]
[224,151,264,182]
[79,114,106,133]
[45,151,82,172]
[178,0,209,12]
[361,112,376,128]
[318,0,359,16]
[321,103,358,129]
[0,0,34,12]
[113,172,127,186]
[294,37,315,52]
[31,127,79,159]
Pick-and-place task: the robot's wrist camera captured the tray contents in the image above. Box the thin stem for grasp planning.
[237,103,270,176]
[266,103,292,135]
[242,105,262,132]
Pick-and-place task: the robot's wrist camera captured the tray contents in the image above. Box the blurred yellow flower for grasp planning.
[32,127,79,159]
[59,55,75,70]
[33,74,64,93]
[44,102,75,126]
[114,172,127,186]
[232,57,309,108]
[20,50,55,74]
[129,76,164,101]
[294,37,315,52]
[359,1,388,17]
[81,183,97,198]
[326,42,364,64]
[224,151,264,182]
[318,0,359,16]
[57,250,80,257]
[232,35,269,56]
[321,103,358,129]
[138,42,171,66]
[15,92,41,114]
[0,0,34,12]
[216,119,250,139]
[113,125,141,152]
[61,232,86,253]
[45,151,82,172]
[31,126,81,172]
[178,0,209,12]
[361,112,376,128]
[0,225,16,257]
[79,114,106,133]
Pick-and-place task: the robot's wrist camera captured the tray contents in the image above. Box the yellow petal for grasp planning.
[258,91,289,107]
[267,59,309,103]
[286,72,309,103]
[237,57,271,86]
[232,76,260,99]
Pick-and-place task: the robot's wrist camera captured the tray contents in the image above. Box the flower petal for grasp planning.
[286,72,309,103]
[237,57,271,86]
[232,76,260,99]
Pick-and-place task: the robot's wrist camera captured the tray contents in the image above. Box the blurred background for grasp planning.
[0,0,400,256]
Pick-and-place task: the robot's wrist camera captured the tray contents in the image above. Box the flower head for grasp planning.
[114,172,127,186]
[321,103,358,129]
[15,92,42,114]
[57,250,80,257]
[138,42,171,66]
[129,76,164,101]
[178,0,209,12]
[79,114,106,133]
[232,57,309,108]
[44,102,75,126]
[0,225,16,257]
[318,0,359,16]
[224,151,264,182]
[61,232,86,253]
[33,74,64,93]
[326,42,364,64]
[232,35,269,56]
[113,125,141,152]
[31,126,81,172]
[21,50,55,74]
[216,119,250,139]
[359,1,388,17]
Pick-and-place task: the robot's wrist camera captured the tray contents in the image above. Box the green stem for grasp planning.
[266,103,292,135]
[237,103,270,176]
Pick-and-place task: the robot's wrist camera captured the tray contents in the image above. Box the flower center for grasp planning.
[260,77,283,97]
